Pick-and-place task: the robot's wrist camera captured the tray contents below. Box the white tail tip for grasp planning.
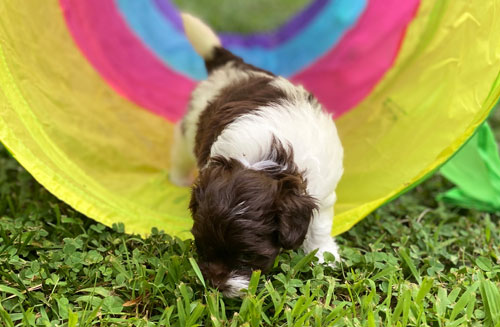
[181,13,221,60]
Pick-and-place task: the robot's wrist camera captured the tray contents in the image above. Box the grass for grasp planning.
[1,140,499,327]
[2,1,500,325]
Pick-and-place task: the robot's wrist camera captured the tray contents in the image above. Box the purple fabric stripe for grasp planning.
[153,0,329,48]
[221,0,328,47]
[153,0,183,30]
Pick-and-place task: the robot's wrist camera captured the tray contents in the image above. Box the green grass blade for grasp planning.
[415,277,434,304]
[479,273,500,326]
[0,303,14,327]
[67,309,78,327]
[185,302,205,327]
[0,285,25,300]
[449,281,479,320]
[247,270,261,296]
[189,258,206,288]
[435,287,449,322]
[398,248,422,284]
[291,250,317,276]
[176,297,186,327]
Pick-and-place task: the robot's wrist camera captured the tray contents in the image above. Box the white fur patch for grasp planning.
[223,274,249,298]
[238,158,284,172]
[271,77,306,99]
[250,160,281,171]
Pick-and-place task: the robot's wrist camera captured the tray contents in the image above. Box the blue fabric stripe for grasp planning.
[115,0,366,79]
[115,0,206,79]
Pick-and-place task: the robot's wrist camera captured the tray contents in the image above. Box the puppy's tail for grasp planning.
[181,13,242,73]
[181,13,221,60]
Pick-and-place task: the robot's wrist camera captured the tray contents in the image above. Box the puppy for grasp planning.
[170,13,344,298]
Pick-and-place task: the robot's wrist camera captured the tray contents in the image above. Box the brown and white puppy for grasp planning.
[170,14,344,297]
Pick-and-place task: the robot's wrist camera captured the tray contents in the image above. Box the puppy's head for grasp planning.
[190,156,317,297]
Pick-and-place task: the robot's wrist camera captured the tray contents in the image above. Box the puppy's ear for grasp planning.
[189,182,203,215]
[275,174,317,250]
[189,176,205,218]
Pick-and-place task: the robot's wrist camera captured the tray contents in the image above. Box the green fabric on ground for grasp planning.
[439,123,500,212]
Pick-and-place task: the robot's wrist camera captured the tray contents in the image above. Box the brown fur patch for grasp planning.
[194,76,286,167]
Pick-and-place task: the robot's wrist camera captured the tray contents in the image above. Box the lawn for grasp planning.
[1,136,499,327]
[1,1,500,326]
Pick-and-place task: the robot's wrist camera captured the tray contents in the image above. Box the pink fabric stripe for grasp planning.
[292,0,420,117]
[59,0,194,122]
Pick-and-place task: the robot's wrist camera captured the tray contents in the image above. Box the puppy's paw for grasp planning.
[313,239,341,266]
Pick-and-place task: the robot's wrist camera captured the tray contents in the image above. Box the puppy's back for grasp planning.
[180,13,343,203]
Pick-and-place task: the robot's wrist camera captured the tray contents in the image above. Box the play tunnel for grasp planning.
[0,0,499,237]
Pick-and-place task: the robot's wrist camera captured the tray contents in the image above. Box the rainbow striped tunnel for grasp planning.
[1,0,499,237]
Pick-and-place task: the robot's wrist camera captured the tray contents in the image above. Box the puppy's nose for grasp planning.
[199,262,229,289]
[213,280,228,292]
[208,274,228,290]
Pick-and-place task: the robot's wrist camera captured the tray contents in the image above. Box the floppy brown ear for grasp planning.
[275,174,317,250]
[189,184,201,215]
